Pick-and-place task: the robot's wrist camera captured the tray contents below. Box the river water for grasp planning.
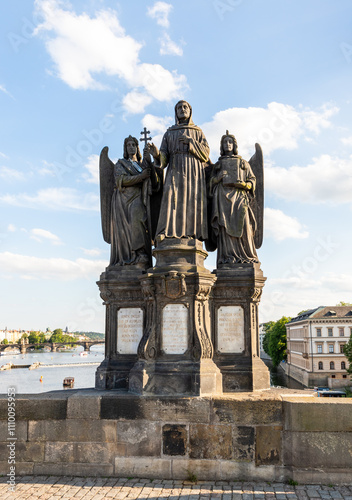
[0,346,105,394]
[0,347,305,394]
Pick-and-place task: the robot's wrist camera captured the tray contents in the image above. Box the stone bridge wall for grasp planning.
[0,392,351,484]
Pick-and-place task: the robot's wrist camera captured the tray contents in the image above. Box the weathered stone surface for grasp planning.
[255,425,282,465]
[74,442,117,463]
[67,394,101,420]
[219,461,284,482]
[284,431,352,468]
[283,400,352,432]
[232,426,255,461]
[114,457,171,478]
[101,395,211,423]
[45,442,74,463]
[0,460,34,475]
[190,424,232,459]
[0,441,44,462]
[0,420,27,441]
[0,396,67,420]
[171,458,221,481]
[33,462,113,476]
[163,424,187,456]
[116,421,161,456]
[211,398,283,425]
[28,419,117,442]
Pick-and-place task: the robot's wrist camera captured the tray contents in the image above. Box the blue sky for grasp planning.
[1,0,352,332]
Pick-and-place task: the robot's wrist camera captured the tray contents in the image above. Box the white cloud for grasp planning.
[341,135,352,146]
[0,84,14,99]
[8,224,16,232]
[142,113,173,147]
[30,228,62,245]
[0,188,99,211]
[0,152,9,159]
[201,102,338,160]
[264,208,309,241]
[123,91,153,114]
[82,154,99,184]
[266,154,352,205]
[81,247,104,257]
[159,33,183,56]
[0,251,106,281]
[147,1,173,28]
[34,0,186,111]
[0,166,25,181]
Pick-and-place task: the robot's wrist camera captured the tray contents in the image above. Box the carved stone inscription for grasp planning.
[217,306,244,353]
[117,308,143,354]
[162,304,188,354]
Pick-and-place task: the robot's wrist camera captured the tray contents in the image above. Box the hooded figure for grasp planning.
[155,100,210,241]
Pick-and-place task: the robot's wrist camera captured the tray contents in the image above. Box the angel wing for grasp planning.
[99,146,115,244]
[249,143,264,249]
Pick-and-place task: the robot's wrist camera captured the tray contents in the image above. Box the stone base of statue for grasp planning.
[211,263,270,392]
[128,238,223,396]
[95,264,148,390]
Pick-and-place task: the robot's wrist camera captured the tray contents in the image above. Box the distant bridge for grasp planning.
[0,340,105,354]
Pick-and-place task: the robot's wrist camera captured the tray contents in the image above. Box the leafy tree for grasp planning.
[28,331,39,344]
[20,333,28,340]
[343,334,352,375]
[297,309,309,315]
[262,321,274,356]
[336,301,352,307]
[265,317,291,367]
[1,339,9,345]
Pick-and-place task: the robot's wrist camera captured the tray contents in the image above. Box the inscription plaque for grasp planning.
[117,307,143,354]
[217,305,244,353]
[162,304,188,354]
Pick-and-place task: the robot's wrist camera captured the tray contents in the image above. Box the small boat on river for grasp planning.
[63,377,74,388]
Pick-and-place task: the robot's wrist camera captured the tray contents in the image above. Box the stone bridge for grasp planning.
[0,340,104,354]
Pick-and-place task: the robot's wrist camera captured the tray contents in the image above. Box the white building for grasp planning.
[285,306,351,387]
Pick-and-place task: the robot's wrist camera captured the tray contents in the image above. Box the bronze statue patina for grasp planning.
[209,131,263,266]
[99,136,160,268]
[150,100,210,242]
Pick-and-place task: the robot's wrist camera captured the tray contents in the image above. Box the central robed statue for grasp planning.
[149,100,210,242]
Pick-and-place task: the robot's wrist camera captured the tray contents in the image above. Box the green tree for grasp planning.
[336,301,352,307]
[343,334,352,375]
[265,317,291,367]
[1,338,9,345]
[262,321,274,356]
[28,331,39,344]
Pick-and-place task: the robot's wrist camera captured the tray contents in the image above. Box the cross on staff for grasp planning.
[140,127,152,148]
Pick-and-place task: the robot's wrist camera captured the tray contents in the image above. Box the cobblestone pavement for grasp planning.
[1,477,352,500]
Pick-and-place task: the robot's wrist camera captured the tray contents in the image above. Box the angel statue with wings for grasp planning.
[99,135,161,268]
[208,131,263,266]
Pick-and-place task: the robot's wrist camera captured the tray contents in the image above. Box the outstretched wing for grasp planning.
[249,143,264,249]
[99,146,115,244]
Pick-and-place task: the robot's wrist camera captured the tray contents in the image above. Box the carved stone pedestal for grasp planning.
[95,266,146,390]
[211,263,270,392]
[128,238,223,396]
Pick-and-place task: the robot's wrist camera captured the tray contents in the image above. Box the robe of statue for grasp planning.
[210,155,259,265]
[155,106,209,240]
[110,158,152,266]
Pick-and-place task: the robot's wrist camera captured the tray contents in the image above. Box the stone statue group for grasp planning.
[100,100,263,269]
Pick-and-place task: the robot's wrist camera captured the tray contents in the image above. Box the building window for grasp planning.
[316,328,322,337]
[317,344,323,353]
[343,375,347,379]
[340,344,346,354]
[328,328,333,337]
[330,361,335,370]
[318,361,323,370]
[341,361,346,370]
[329,344,334,353]
[339,328,344,337]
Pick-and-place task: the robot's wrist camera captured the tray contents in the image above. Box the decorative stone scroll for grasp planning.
[117,307,144,354]
[162,304,188,354]
[217,305,244,353]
